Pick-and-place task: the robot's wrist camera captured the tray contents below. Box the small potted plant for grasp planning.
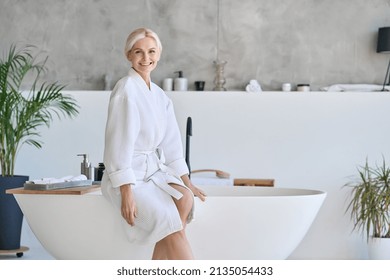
[0,44,79,251]
[345,158,390,259]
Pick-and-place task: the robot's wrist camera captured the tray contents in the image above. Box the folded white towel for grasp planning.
[26,175,88,184]
[320,84,390,92]
[66,175,88,181]
[190,172,234,186]
[245,79,262,93]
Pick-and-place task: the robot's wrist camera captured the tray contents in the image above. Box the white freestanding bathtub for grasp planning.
[11,186,326,259]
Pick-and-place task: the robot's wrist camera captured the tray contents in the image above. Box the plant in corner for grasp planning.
[0,44,79,251]
[345,158,390,259]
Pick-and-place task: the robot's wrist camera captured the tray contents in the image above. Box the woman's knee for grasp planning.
[178,190,194,215]
[169,184,193,219]
[170,184,193,205]
[180,188,193,205]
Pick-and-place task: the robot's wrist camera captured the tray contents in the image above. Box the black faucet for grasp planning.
[185,117,192,177]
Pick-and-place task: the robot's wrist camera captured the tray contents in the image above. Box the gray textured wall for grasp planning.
[1,0,390,91]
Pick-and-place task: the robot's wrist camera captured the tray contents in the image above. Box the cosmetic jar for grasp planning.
[297,84,310,92]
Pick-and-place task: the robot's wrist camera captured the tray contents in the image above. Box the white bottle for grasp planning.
[162,78,173,91]
[174,71,188,91]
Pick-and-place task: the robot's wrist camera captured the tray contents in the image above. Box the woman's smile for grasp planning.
[140,61,153,66]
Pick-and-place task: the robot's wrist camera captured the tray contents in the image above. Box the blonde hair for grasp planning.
[124,27,162,59]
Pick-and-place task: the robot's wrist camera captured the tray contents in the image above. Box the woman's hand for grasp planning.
[120,184,137,226]
[181,174,206,201]
[189,183,207,201]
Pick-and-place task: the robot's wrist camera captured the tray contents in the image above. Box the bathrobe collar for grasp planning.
[129,67,155,92]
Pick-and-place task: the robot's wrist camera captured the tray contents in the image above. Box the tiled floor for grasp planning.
[0,219,54,260]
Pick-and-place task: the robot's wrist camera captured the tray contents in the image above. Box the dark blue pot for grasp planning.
[0,175,29,250]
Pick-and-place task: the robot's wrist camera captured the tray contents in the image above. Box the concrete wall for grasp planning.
[1,0,390,91]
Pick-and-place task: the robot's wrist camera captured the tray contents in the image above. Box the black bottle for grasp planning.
[95,163,105,181]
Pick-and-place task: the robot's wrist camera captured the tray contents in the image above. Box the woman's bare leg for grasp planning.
[152,184,194,260]
[152,231,193,259]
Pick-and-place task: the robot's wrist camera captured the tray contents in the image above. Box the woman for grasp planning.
[101,27,206,260]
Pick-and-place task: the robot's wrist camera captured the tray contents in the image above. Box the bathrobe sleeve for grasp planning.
[159,98,189,177]
[104,83,140,190]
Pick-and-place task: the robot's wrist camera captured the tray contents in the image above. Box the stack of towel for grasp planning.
[190,172,234,186]
[26,175,88,184]
[320,84,390,92]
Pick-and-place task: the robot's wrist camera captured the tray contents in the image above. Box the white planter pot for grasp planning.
[368,237,390,259]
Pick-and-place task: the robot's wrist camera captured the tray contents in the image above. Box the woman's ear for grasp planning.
[127,50,134,62]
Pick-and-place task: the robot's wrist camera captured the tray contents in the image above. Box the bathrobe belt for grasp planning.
[134,149,183,200]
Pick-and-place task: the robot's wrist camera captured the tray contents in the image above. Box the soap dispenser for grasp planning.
[77,154,94,180]
[174,71,188,91]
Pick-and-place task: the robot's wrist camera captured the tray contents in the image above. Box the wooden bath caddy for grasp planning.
[234,178,274,187]
[0,246,29,258]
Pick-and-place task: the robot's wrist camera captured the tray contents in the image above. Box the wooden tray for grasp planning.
[6,185,101,195]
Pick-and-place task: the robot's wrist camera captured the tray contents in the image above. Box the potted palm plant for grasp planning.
[345,158,390,259]
[0,44,79,251]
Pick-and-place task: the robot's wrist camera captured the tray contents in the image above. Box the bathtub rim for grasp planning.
[9,185,326,198]
[197,185,326,197]
[83,185,326,198]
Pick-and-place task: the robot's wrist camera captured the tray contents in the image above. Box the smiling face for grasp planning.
[127,37,161,83]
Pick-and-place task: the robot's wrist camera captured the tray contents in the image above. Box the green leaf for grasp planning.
[0,44,79,176]
[345,157,390,242]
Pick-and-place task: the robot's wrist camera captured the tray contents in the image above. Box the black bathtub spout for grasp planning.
[185,117,192,177]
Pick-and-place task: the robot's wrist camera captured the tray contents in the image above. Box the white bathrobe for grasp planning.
[101,68,192,245]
